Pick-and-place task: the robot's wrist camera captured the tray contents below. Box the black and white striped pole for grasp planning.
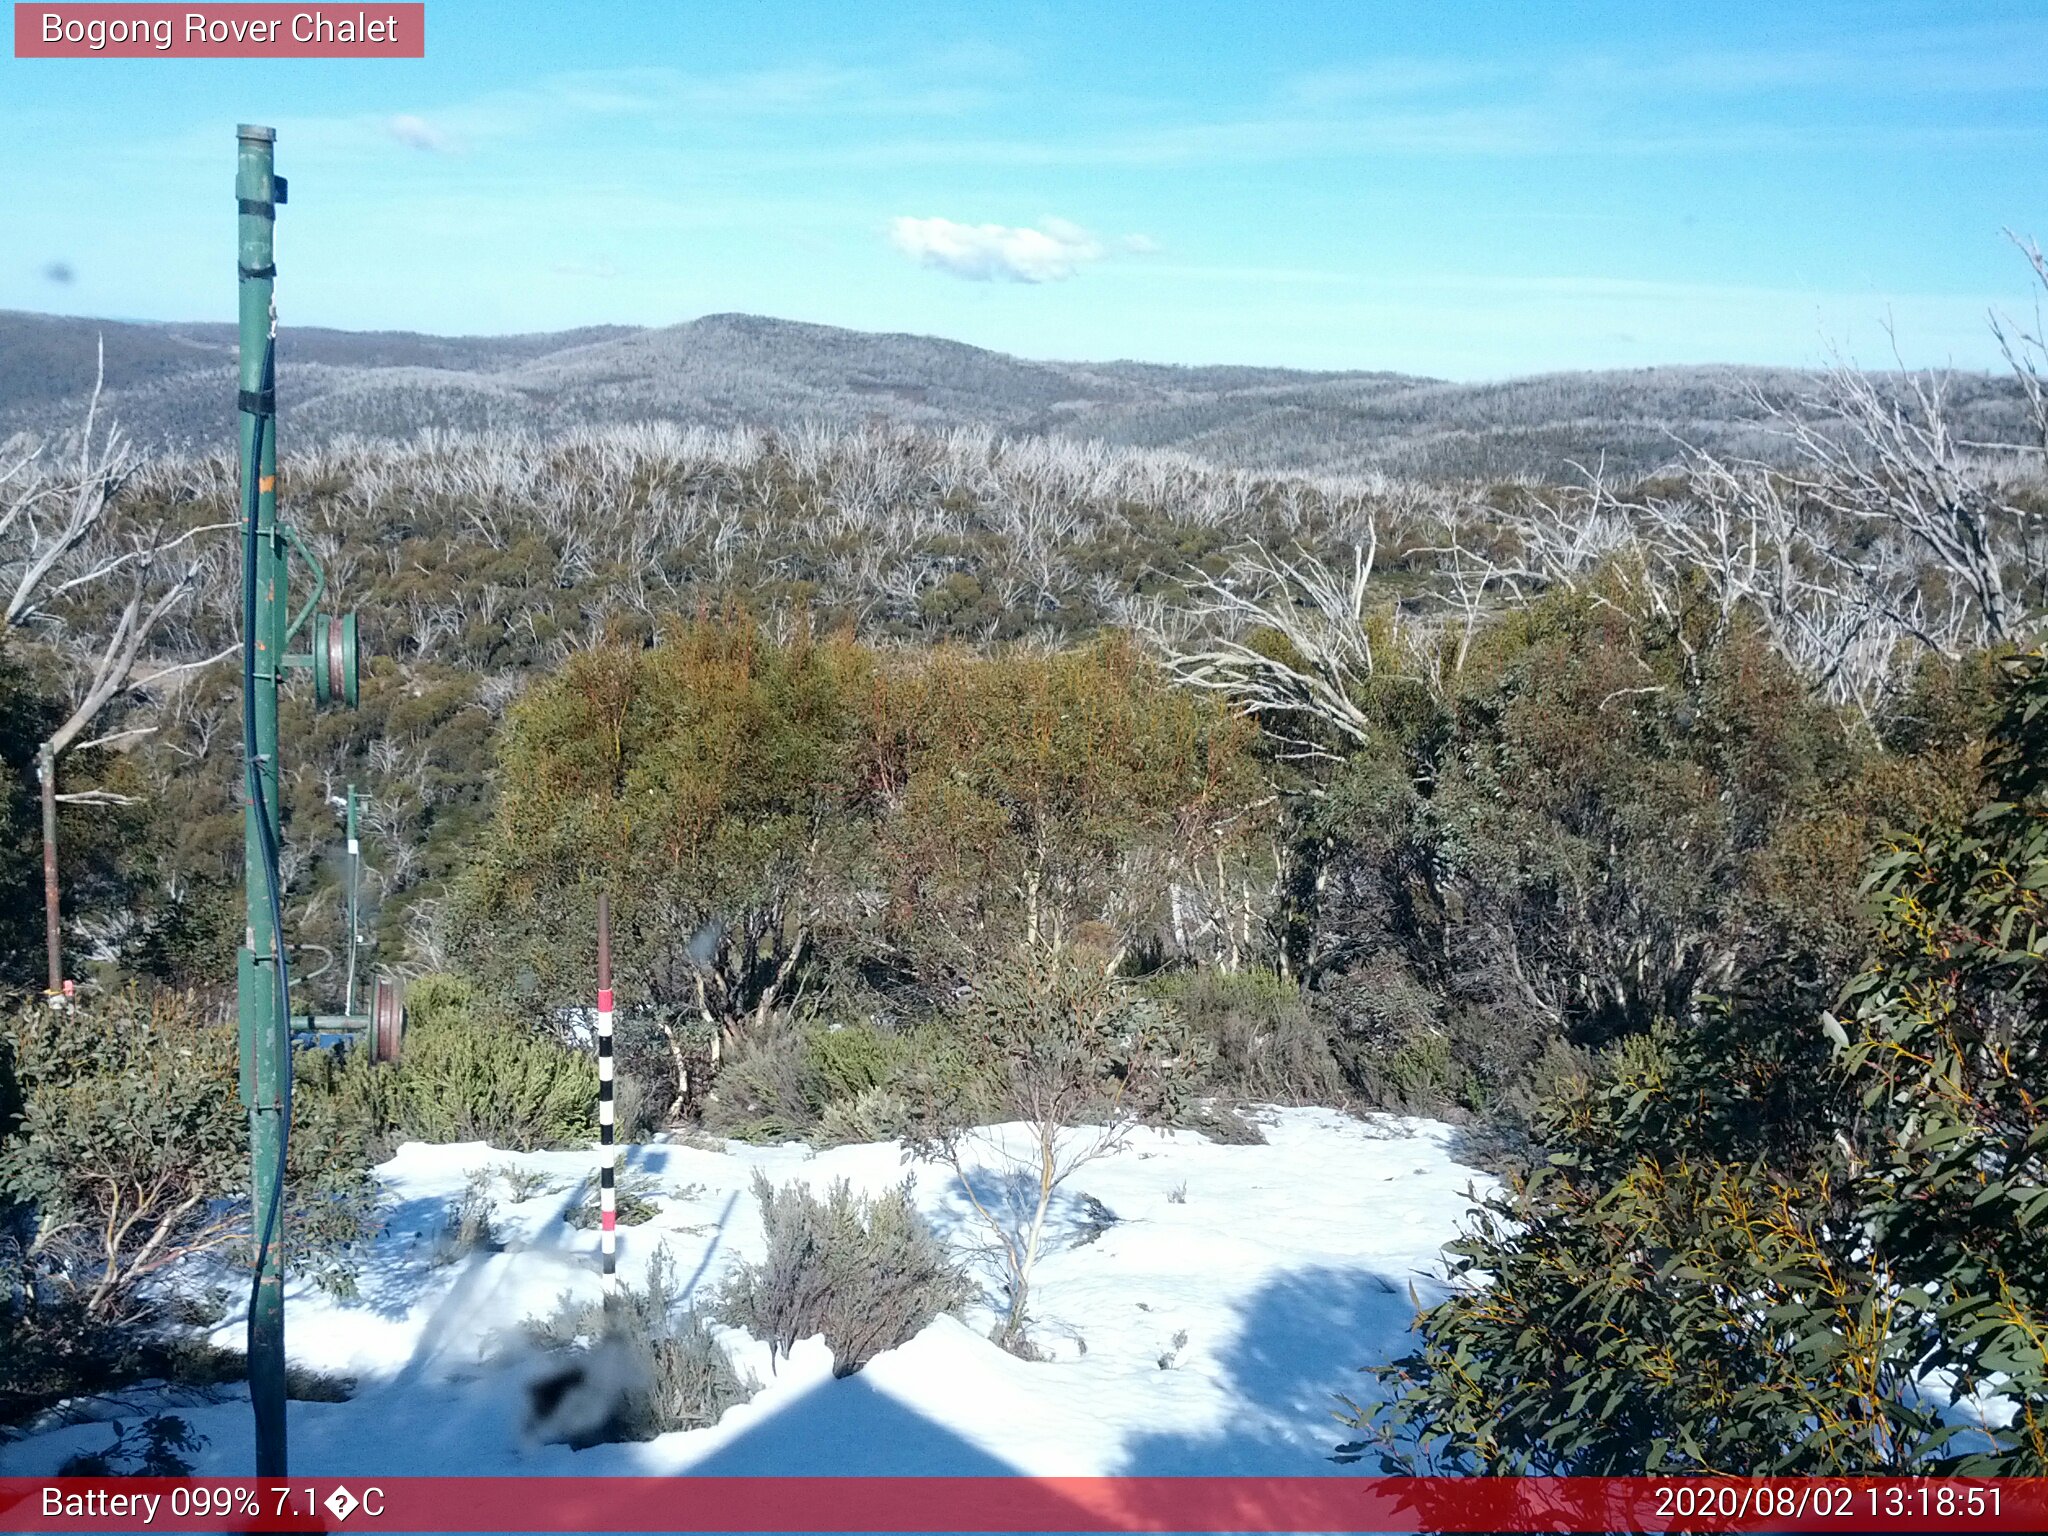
[596,892,617,1284]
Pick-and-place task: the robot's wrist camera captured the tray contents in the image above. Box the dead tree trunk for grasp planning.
[38,744,59,993]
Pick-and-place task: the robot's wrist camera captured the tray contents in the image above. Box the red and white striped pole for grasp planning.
[596,892,617,1284]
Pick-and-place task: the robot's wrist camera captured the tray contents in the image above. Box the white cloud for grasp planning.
[889,216,1152,283]
[387,114,456,153]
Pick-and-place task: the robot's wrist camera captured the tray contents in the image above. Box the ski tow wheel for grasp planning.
[369,976,406,1063]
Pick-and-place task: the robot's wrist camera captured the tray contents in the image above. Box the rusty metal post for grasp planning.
[37,745,59,995]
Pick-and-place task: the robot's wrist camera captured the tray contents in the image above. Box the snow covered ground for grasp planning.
[0,1107,1491,1479]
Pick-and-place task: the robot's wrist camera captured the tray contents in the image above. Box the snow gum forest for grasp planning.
[2,248,2046,1481]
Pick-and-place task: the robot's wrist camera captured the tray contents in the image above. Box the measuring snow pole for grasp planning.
[596,893,618,1282]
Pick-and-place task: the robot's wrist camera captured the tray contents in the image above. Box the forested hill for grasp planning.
[3,307,2031,482]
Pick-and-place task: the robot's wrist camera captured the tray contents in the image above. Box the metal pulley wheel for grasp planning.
[311,612,360,708]
[369,976,405,1063]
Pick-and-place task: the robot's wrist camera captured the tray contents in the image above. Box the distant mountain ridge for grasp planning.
[0,308,2031,481]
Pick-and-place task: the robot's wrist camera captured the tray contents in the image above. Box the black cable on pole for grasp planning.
[240,330,293,1373]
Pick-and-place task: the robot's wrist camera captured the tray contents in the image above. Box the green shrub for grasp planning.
[0,988,375,1324]
[294,1041,400,1166]
[455,617,1274,1065]
[701,1018,812,1139]
[451,615,873,1053]
[378,982,598,1151]
[892,1018,1000,1126]
[1,989,242,1322]
[527,1244,753,1443]
[0,1278,351,1429]
[1,1282,100,1427]
[1834,649,2047,1471]
[1149,969,1343,1105]
[1345,1025,1468,1115]
[939,950,1200,1128]
[805,1021,907,1105]
[483,1160,562,1203]
[1178,1103,1265,1145]
[1347,995,1868,1474]
[1350,652,2048,1476]
[705,1018,919,1141]
[1292,596,1888,1132]
[563,1167,662,1229]
[816,1087,917,1146]
[430,1171,501,1266]
[716,1172,967,1376]
[403,972,483,1031]
[703,1015,970,1145]
[0,990,374,1425]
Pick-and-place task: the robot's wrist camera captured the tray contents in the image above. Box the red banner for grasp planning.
[12,5,424,58]
[2,1476,2044,1533]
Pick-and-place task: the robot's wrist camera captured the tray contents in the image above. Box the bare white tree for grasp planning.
[907,952,1175,1355]
[2,344,135,628]
[1405,245,2048,727]
[2,347,235,989]
[1989,231,2048,460]
[1145,532,1390,760]
[1767,357,2043,654]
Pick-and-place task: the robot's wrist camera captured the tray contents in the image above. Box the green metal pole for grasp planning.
[235,121,288,1479]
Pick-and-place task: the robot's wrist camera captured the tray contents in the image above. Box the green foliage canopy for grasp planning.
[456,617,1276,1050]
[0,988,376,1321]
[1352,652,2048,1476]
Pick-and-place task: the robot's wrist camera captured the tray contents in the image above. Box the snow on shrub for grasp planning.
[524,1244,752,1445]
[372,975,599,1152]
[716,1172,967,1377]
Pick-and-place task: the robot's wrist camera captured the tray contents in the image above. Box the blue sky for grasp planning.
[3,1,2044,377]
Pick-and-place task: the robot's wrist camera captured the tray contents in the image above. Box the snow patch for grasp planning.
[0,1108,1491,1478]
